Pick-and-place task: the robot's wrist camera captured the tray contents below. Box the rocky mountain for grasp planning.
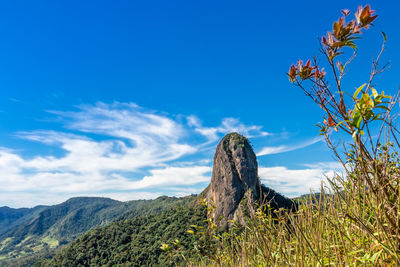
[199,132,295,227]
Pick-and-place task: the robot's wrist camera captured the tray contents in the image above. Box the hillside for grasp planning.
[0,195,196,266]
[33,187,294,267]
[0,206,48,237]
[41,204,207,266]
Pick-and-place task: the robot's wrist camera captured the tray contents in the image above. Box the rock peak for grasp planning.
[198,133,297,228]
[200,132,261,227]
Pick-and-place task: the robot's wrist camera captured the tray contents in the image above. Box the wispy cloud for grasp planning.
[14,103,197,174]
[188,115,270,145]
[0,150,212,207]
[0,102,262,207]
[259,162,342,197]
[125,166,212,189]
[257,136,323,156]
[302,161,344,170]
[0,101,332,207]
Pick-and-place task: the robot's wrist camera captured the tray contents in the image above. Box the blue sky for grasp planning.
[0,1,399,207]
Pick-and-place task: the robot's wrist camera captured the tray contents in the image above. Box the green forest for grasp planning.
[0,195,198,266]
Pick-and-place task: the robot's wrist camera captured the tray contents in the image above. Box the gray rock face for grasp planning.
[201,132,261,227]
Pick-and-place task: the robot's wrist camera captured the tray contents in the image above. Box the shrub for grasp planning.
[189,5,400,266]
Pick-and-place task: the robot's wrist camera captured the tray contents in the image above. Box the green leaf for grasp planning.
[371,87,378,98]
[335,120,350,128]
[331,41,345,48]
[187,230,195,235]
[344,41,357,49]
[353,83,366,99]
[375,105,390,111]
[160,243,171,251]
[382,31,387,42]
[347,36,361,41]
[354,114,362,129]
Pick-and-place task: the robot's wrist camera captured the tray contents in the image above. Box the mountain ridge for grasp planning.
[0,195,197,266]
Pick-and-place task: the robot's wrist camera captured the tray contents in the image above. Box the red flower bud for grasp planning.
[288,64,297,83]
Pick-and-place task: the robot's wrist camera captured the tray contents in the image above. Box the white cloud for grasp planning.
[302,161,344,170]
[0,101,328,207]
[13,103,197,175]
[0,151,212,207]
[257,136,323,156]
[56,102,182,141]
[258,162,342,197]
[0,102,220,207]
[188,115,270,144]
[125,166,212,189]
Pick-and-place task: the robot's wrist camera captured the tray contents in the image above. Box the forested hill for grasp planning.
[0,205,48,237]
[0,195,196,266]
[41,204,207,266]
